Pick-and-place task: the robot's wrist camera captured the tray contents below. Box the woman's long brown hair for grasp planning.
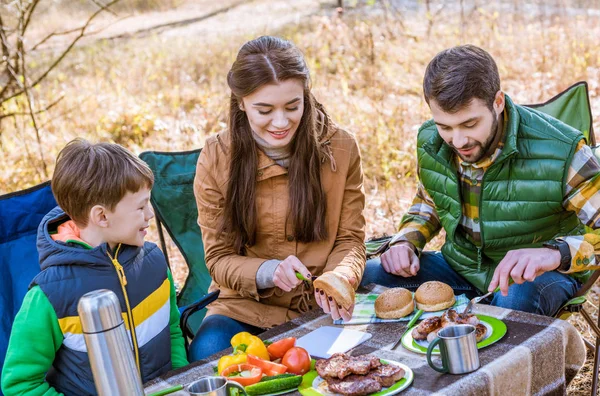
[222,36,328,254]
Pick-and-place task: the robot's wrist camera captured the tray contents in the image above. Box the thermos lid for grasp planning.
[77,289,124,333]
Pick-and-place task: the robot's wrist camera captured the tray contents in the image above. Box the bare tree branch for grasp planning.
[29,26,85,52]
[0,94,63,120]
[1,0,120,105]
[90,0,118,16]
[22,0,41,34]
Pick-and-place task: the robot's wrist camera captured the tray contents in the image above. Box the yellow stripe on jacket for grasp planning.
[59,278,170,351]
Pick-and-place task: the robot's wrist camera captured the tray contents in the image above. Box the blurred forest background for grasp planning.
[1,0,599,393]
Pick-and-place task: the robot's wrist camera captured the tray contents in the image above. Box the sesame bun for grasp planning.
[375,288,414,319]
[313,272,355,310]
[414,281,455,312]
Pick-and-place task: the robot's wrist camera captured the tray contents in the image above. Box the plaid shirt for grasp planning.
[391,115,600,273]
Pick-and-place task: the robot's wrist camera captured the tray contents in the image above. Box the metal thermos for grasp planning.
[78,289,144,396]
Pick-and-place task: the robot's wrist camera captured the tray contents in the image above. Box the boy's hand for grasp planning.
[273,255,311,292]
[381,242,420,277]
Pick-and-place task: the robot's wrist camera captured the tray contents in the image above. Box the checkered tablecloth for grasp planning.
[144,304,586,396]
[332,285,469,325]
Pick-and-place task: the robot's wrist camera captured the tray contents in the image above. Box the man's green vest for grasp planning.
[417,94,591,292]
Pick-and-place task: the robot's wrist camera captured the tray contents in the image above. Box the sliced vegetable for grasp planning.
[217,353,248,375]
[247,354,288,375]
[259,373,297,382]
[245,375,302,396]
[267,337,296,359]
[281,347,311,375]
[221,364,263,387]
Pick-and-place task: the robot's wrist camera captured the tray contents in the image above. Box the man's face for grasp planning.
[430,92,504,163]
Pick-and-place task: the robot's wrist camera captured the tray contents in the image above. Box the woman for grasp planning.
[191,36,366,360]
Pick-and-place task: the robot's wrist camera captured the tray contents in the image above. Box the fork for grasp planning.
[462,279,514,314]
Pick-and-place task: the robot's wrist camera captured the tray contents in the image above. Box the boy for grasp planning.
[1,139,189,395]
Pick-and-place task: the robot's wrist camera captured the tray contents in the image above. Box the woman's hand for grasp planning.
[273,255,311,292]
[314,273,356,322]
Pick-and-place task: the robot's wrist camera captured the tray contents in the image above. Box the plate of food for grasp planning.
[298,353,413,396]
[400,308,507,354]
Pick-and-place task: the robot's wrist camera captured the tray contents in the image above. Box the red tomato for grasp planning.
[281,347,311,375]
[247,354,288,375]
[220,364,263,386]
[267,337,296,359]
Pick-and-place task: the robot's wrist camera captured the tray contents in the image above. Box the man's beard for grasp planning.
[451,115,499,163]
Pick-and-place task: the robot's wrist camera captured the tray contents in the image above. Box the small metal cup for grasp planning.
[426,324,480,374]
[187,376,248,396]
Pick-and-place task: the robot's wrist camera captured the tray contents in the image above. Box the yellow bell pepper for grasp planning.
[230,332,270,361]
[217,353,247,374]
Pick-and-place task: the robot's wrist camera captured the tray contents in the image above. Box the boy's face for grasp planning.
[430,91,505,163]
[104,187,154,249]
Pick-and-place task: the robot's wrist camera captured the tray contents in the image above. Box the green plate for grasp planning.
[298,359,413,396]
[401,314,507,355]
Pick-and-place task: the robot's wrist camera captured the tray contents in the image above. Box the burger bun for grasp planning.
[375,288,414,319]
[414,281,455,312]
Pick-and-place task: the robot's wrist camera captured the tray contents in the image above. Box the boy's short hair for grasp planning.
[52,139,154,227]
[423,44,501,113]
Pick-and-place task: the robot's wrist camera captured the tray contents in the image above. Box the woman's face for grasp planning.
[241,79,305,148]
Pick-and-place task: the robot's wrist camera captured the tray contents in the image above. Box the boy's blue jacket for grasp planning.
[1,206,188,395]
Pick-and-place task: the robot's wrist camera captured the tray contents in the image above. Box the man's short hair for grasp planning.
[423,45,501,113]
[51,138,154,227]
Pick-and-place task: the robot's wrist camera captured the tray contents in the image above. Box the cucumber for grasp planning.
[259,373,297,382]
[245,375,302,395]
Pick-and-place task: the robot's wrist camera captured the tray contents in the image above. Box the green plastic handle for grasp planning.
[426,338,448,373]
[492,277,515,294]
[146,384,184,396]
[295,272,314,283]
[392,309,423,350]
[406,309,424,330]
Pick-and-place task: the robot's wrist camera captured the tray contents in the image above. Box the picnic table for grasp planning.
[144,303,586,395]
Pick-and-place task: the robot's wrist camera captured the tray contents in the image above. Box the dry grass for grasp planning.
[2,0,600,393]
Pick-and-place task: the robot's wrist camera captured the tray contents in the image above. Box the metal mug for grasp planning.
[426,324,480,374]
[187,376,248,396]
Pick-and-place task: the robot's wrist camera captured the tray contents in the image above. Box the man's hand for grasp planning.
[488,248,561,296]
[273,255,311,292]
[380,242,420,277]
[315,274,356,322]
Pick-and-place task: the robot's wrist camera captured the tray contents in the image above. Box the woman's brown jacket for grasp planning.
[194,124,366,329]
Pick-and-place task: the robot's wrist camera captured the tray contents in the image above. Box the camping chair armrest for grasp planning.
[180,290,220,340]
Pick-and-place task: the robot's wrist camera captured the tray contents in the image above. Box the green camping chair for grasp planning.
[139,149,218,341]
[366,81,600,394]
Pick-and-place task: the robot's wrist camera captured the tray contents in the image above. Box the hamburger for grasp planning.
[313,272,355,310]
[374,288,414,319]
[414,281,455,312]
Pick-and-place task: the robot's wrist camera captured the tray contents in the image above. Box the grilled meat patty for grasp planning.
[315,353,382,379]
[412,316,442,340]
[475,323,487,342]
[326,375,382,396]
[369,364,405,387]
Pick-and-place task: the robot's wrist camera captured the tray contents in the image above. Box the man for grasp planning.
[362,45,600,316]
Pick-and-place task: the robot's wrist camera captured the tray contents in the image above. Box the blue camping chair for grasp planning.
[0,182,57,389]
[0,180,217,389]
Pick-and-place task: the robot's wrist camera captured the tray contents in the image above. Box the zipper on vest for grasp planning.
[476,150,517,277]
[106,244,141,375]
